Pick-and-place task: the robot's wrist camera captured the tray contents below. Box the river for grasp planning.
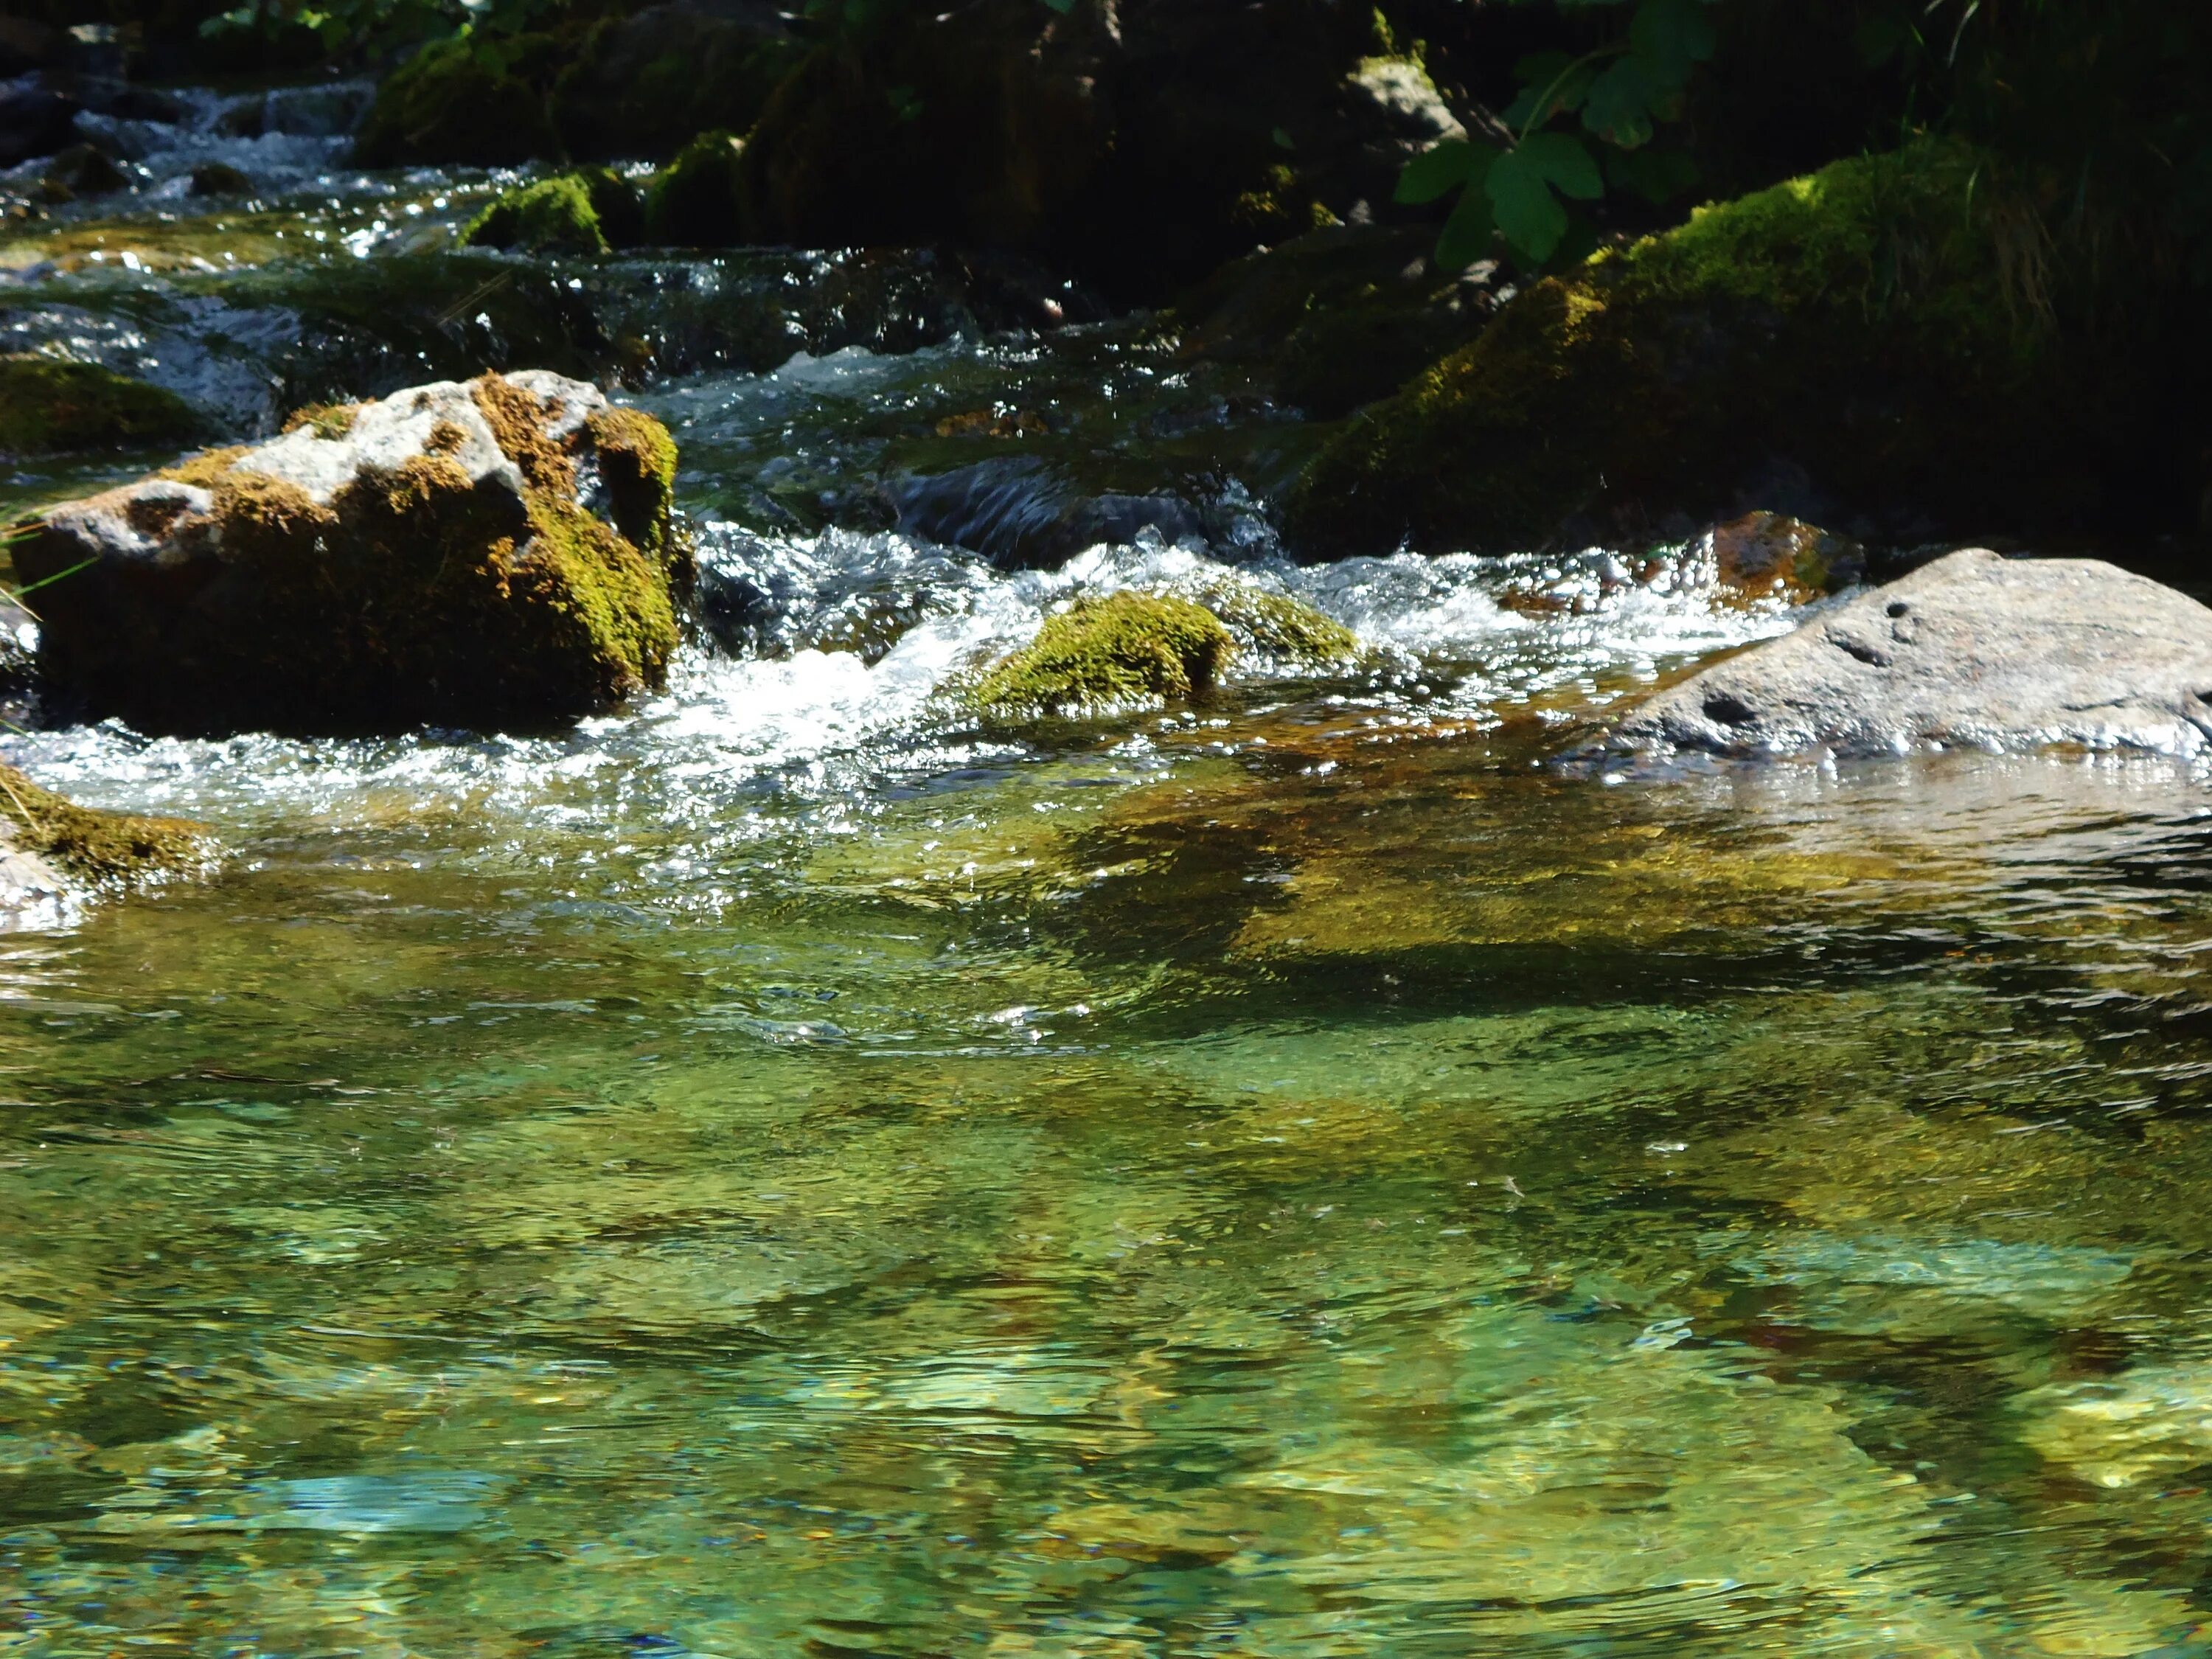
[4,88,2212,1659]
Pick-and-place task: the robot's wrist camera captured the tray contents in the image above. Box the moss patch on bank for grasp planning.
[1283,140,2087,557]
[0,763,206,885]
[0,357,201,456]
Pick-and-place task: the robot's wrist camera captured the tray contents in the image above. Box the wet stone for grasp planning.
[1611,548,2212,758]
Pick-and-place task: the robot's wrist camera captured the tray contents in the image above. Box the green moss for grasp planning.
[644,131,746,247]
[0,763,206,886]
[1284,140,2071,557]
[352,35,563,168]
[280,402,358,441]
[462,169,645,256]
[0,357,201,456]
[585,405,688,588]
[969,592,1234,717]
[1180,580,1358,666]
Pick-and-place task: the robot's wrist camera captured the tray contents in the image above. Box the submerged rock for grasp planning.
[13,372,685,737]
[1695,512,1865,605]
[1612,549,2212,758]
[0,355,201,456]
[1284,141,2117,558]
[0,762,205,928]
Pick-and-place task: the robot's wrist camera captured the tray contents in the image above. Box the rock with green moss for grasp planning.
[0,762,207,927]
[644,130,746,247]
[1284,140,2104,559]
[0,356,201,456]
[970,592,1233,717]
[352,35,563,168]
[964,582,1354,718]
[12,372,686,737]
[462,169,646,256]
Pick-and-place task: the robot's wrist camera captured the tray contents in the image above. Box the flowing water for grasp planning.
[7,99,2212,1659]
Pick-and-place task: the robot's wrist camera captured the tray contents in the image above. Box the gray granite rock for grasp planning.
[1614,549,2212,758]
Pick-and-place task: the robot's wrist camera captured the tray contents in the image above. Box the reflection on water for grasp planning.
[10,98,2212,1659]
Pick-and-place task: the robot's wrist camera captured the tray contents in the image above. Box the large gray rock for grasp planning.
[1614,549,2212,758]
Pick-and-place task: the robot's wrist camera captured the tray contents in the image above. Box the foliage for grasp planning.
[1397,0,1716,270]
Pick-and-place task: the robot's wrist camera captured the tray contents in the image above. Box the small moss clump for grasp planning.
[0,357,201,456]
[0,763,206,886]
[280,402,359,440]
[462,169,645,256]
[970,592,1235,717]
[644,131,746,246]
[1284,139,2073,557]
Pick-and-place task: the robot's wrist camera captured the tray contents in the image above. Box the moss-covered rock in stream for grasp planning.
[963,582,1354,718]
[0,762,205,892]
[970,592,1234,717]
[352,35,564,168]
[644,130,746,247]
[0,355,200,455]
[463,170,646,257]
[12,372,684,737]
[1282,140,2112,558]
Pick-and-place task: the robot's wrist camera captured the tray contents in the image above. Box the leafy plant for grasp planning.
[1397,0,1716,269]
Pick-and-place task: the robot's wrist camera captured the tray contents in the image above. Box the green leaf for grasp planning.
[1517,131,1604,199]
[1039,0,1077,11]
[1629,0,1717,83]
[1433,183,1497,271]
[1581,55,1658,148]
[1485,147,1569,262]
[1394,138,1495,206]
[1503,52,1597,131]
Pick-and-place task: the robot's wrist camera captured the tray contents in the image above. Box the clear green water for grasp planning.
[12,126,2212,1659]
[10,714,2212,1657]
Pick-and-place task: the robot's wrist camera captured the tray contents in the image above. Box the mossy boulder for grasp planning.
[0,356,201,456]
[352,35,563,168]
[971,592,1234,717]
[1283,140,2108,558]
[964,582,1355,718]
[12,372,686,737]
[644,130,745,247]
[0,762,206,891]
[462,169,646,256]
